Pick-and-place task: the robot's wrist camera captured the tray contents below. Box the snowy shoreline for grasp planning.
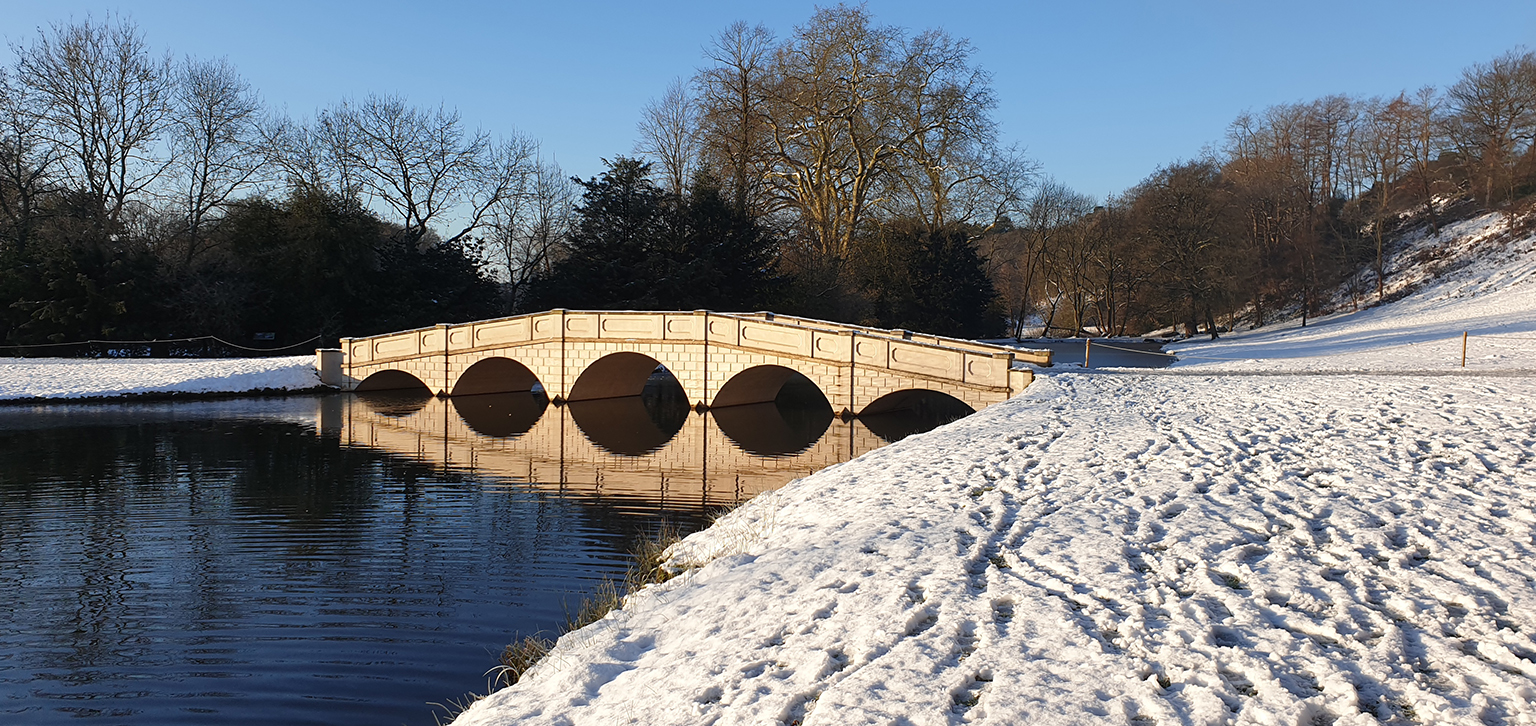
[0,355,325,402]
[457,371,1536,725]
[453,213,1536,725]
[0,384,333,406]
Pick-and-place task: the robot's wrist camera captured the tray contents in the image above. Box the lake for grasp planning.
[0,384,949,725]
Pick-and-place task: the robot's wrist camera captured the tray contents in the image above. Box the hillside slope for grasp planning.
[1171,211,1536,372]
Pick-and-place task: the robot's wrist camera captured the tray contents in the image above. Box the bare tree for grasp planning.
[1405,86,1446,230]
[1224,98,1365,325]
[1354,94,1413,300]
[295,94,537,246]
[692,7,1017,272]
[1445,49,1536,205]
[634,77,700,198]
[12,15,174,226]
[757,6,908,262]
[1032,181,1097,335]
[979,178,1091,337]
[0,67,60,253]
[972,144,1039,230]
[487,156,575,311]
[170,56,265,266]
[696,21,775,216]
[1307,95,1363,206]
[887,28,1002,232]
[1084,200,1151,336]
[258,112,356,196]
[1132,161,1236,338]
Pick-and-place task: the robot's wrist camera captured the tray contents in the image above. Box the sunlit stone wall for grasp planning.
[334,310,1041,415]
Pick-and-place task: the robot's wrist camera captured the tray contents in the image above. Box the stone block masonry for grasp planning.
[330,310,1051,415]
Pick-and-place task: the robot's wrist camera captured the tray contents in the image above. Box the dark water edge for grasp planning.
[0,400,659,725]
[1007,338,1173,369]
[0,390,951,725]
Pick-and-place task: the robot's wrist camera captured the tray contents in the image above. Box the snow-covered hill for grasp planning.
[454,212,1536,726]
[1171,211,1536,372]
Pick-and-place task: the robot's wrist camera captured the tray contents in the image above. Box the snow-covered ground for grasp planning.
[0,355,321,401]
[454,212,1536,726]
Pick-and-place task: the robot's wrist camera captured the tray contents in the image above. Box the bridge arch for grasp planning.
[355,369,431,393]
[712,364,829,408]
[452,356,542,396]
[568,351,679,402]
[860,387,975,416]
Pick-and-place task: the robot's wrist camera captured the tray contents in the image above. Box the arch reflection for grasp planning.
[451,392,548,438]
[858,389,975,443]
[355,388,433,418]
[711,374,833,457]
[567,369,690,455]
[336,384,976,512]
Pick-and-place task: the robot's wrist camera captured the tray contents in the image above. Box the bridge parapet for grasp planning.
[740,311,1053,366]
[333,310,1051,415]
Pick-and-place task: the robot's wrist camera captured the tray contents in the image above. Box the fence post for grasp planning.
[1462,331,1468,368]
[1084,338,1091,369]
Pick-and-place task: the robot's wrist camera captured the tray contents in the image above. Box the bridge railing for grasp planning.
[340,310,1050,390]
[734,312,1053,367]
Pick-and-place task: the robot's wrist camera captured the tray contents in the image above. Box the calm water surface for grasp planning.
[0,385,946,725]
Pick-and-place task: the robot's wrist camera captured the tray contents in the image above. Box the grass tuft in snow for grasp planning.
[497,634,555,687]
[428,666,522,725]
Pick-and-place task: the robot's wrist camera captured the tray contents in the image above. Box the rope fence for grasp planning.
[0,334,324,359]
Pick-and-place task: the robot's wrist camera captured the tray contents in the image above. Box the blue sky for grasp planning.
[2,1,1533,201]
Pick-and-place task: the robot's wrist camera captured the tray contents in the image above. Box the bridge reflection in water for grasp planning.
[325,381,949,514]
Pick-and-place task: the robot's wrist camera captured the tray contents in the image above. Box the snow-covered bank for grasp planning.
[0,356,322,401]
[458,373,1536,725]
[454,212,1536,726]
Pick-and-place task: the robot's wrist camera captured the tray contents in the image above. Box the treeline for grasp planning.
[596,7,1536,339]
[984,51,1536,339]
[0,15,530,346]
[0,7,1012,347]
[531,5,1020,337]
[4,9,1535,348]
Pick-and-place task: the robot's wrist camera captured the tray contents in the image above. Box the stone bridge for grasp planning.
[319,310,1051,416]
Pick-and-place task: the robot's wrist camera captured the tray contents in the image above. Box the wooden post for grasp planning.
[1462,331,1468,368]
[1084,338,1091,369]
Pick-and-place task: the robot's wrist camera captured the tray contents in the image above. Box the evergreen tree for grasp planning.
[527,159,784,312]
[665,174,783,312]
[862,221,1002,338]
[526,157,668,310]
[205,187,496,342]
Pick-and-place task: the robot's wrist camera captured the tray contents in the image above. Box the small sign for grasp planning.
[253,332,276,341]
